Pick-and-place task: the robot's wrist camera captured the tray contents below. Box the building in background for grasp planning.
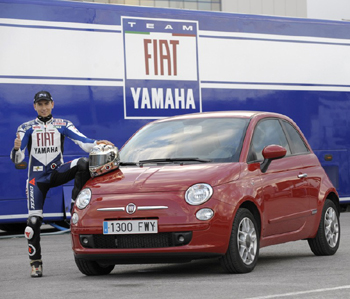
[222,0,306,17]
[72,0,222,11]
[72,0,350,20]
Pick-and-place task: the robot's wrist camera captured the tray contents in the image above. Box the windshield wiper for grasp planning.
[119,162,138,166]
[138,157,211,165]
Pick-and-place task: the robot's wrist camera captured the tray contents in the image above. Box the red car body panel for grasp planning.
[87,163,241,194]
[71,111,338,263]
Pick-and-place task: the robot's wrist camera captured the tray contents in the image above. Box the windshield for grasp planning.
[120,117,249,164]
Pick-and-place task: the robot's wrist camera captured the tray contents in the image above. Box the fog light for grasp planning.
[178,235,185,243]
[196,208,214,221]
[71,213,79,224]
[172,232,192,246]
[79,235,95,248]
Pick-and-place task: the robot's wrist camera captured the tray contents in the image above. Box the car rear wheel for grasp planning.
[74,257,115,276]
[308,199,340,256]
[220,208,259,273]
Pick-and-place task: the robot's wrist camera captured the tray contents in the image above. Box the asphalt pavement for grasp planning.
[1,213,350,299]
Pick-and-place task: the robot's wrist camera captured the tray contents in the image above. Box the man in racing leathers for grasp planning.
[10,91,113,278]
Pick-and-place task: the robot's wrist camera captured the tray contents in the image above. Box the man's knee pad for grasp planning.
[77,157,89,171]
[24,216,42,240]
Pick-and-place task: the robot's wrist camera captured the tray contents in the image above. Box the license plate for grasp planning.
[103,220,158,235]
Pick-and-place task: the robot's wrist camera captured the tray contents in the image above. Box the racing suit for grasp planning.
[10,115,96,261]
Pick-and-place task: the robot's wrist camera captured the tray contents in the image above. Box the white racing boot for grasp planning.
[30,260,43,277]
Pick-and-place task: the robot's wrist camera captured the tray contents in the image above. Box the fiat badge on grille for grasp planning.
[126,203,137,214]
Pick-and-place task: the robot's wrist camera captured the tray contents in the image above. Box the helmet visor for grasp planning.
[89,154,109,167]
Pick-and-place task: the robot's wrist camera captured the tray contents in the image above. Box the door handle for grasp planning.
[298,173,308,179]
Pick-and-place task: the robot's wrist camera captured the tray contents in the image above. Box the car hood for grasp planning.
[86,163,242,194]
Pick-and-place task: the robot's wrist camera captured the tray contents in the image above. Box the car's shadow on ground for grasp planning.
[76,250,316,280]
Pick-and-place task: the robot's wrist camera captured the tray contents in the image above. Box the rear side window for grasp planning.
[248,119,291,162]
[282,121,309,154]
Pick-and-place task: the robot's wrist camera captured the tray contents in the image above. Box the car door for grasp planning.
[248,118,311,237]
[281,120,320,216]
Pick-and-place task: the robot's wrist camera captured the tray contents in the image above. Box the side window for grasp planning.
[248,119,291,162]
[282,121,310,154]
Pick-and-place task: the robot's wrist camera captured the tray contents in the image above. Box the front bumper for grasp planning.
[71,192,236,262]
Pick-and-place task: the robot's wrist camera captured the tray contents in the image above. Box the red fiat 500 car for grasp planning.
[71,111,340,275]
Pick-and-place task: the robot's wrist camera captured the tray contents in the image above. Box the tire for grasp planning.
[220,208,259,274]
[308,199,340,256]
[74,257,115,276]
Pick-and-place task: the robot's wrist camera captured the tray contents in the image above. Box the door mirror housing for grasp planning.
[260,145,287,173]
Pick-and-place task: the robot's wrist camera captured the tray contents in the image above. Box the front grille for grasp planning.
[95,233,170,248]
[80,232,192,249]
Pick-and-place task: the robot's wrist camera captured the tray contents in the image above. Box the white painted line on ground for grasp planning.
[247,285,350,299]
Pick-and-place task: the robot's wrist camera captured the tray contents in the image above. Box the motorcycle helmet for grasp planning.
[89,144,120,177]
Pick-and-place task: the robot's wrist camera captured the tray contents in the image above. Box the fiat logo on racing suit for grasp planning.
[126,203,136,214]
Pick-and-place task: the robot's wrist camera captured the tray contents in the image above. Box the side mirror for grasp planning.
[260,145,287,173]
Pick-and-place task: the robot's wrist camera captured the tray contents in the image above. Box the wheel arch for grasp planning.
[326,191,340,215]
[239,200,262,238]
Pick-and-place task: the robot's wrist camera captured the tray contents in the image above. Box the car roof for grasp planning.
[155,111,289,123]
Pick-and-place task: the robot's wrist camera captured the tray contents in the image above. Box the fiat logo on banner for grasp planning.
[122,17,201,119]
[126,203,137,214]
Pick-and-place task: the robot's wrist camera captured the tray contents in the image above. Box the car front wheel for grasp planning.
[74,257,115,276]
[220,208,259,273]
[308,199,340,256]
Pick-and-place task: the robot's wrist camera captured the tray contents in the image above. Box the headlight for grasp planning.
[76,188,91,209]
[185,183,213,205]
